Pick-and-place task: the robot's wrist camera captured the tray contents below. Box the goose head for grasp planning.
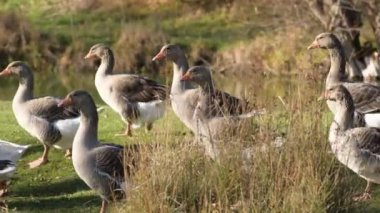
[59,90,93,108]
[308,33,341,50]
[0,61,32,78]
[84,43,110,60]
[152,44,183,62]
[181,66,212,87]
[59,90,97,116]
[324,85,355,111]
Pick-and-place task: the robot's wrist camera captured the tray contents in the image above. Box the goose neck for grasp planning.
[14,73,33,104]
[171,56,194,94]
[326,46,346,89]
[96,50,114,78]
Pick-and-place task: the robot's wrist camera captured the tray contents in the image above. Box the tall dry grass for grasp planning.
[112,74,359,212]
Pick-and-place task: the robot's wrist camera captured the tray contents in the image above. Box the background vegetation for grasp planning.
[0,0,379,212]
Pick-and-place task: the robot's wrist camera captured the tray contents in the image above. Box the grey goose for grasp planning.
[152,45,250,136]
[308,33,380,128]
[84,44,166,136]
[0,61,80,168]
[59,90,139,213]
[180,66,259,159]
[325,85,380,201]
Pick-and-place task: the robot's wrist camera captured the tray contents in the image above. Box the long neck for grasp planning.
[199,80,215,95]
[75,102,99,149]
[14,73,34,104]
[326,46,346,89]
[171,55,194,94]
[96,49,114,78]
[333,99,354,131]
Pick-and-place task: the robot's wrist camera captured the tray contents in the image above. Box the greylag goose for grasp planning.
[325,85,380,201]
[0,139,30,196]
[84,44,166,136]
[152,45,250,134]
[308,33,380,128]
[58,90,138,213]
[180,66,260,159]
[0,61,80,168]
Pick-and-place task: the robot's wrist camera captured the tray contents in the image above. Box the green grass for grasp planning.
[0,73,380,212]
[0,99,190,212]
[1,0,380,212]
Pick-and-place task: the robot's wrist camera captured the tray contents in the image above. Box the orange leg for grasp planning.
[29,144,50,169]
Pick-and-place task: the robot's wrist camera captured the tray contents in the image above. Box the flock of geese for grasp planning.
[0,32,380,212]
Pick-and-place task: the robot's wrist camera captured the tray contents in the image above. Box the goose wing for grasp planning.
[350,127,380,155]
[344,83,380,114]
[112,74,167,103]
[25,96,79,122]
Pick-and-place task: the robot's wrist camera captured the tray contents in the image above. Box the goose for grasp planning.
[58,90,139,213]
[0,61,80,168]
[308,33,380,128]
[362,51,380,84]
[152,45,250,134]
[0,139,30,196]
[324,85,380,201]
[84,44,166,136]
[180,66,261,159]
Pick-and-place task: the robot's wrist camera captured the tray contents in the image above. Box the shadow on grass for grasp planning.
[11,177,90,197]
[8,194,100,213]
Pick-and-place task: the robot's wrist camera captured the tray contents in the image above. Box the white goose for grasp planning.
[325,85,380,201]
[0,61,80,168]
[308,33,380,128]
[0,139,30,196]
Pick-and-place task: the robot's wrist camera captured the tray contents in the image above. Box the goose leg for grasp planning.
[145,122,153,132]
[0,181,7,197]
[115,121,133,137]
[353,180,372,201]
[29,144,50,169]
[100,200,108,213]
[65,149,72,158]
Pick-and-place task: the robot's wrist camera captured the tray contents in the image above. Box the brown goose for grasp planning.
[85,44,166,136]
[325,85,380,201]
[0,61,80,168]
[58,90,139,213]
[152,45,250,134]
[308,33,380,128]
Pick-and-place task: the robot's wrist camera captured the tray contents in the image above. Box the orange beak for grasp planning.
[319,90,333,101]
[84,52,97,60]
[307,40,320,50]
[152,51,165,61]
[57,96,73,107]
[0,68,12,77]
[180,72,192,81]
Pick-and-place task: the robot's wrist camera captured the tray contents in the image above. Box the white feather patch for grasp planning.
[364,113,380,128]
[132,100,165,129]
[53,117,80,150]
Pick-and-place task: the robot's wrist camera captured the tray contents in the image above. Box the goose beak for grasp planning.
[152,51,165,61]
[180,72,192,81]
[84,52,96,60]
[307,40,320,50]
[321,90,333,101]
[0,68,11,77]
[57,97,73,108]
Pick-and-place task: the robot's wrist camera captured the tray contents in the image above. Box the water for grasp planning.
[0,68,317,108]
